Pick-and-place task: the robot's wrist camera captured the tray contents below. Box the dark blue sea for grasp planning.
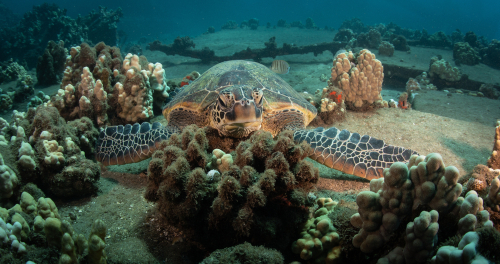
[5,0,500,41]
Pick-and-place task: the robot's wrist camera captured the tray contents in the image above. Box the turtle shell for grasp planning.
[163,60,317,125]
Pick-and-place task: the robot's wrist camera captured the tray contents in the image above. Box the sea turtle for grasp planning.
[96,60,416,179]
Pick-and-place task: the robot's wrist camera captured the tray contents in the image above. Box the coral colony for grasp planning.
[0,5,500,264]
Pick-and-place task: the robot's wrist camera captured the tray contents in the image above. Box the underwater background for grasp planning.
[4,0,500,41]
[1,0,500,264]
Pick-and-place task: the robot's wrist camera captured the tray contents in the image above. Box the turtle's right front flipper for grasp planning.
[95,122,174,166]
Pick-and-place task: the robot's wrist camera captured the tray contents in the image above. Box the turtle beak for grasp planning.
[224,100,262,131]
[232,99,258,122]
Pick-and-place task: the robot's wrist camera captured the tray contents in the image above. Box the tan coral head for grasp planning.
[212,86,264,138]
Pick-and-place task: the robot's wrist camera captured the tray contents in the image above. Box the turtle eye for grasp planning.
[218,92,234,108]
[252,89,263,105]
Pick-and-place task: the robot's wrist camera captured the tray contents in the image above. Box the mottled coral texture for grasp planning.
[16,106,100,198]
[146,125,318,251]
[49,41,169,127]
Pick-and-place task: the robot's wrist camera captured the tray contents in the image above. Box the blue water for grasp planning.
[4,0,500,41]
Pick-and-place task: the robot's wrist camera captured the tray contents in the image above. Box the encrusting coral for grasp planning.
[0,106,100,199]
[328,49,386,110]
[145,124,318,251]
[428,56,462,82]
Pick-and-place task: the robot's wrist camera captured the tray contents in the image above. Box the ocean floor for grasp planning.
[4,27,500,263]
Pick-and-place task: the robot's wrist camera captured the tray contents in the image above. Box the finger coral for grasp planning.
[350,153,463,254]
[329,49,386,110]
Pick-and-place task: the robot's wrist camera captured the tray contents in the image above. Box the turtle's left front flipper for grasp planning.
[294,127,417,179]
[95,122,174,166]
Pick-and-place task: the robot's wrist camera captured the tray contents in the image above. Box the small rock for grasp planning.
[69,212,77,220]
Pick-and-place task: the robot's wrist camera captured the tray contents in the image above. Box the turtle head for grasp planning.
[211,86,264,138]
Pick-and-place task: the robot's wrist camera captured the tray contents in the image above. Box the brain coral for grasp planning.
[145,125,318,251]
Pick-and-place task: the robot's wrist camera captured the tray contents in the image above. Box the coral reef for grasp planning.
[0,61,34,112]
[350,154,462,253]
[478,83,499,99]
[0,3,122,68]
[221,20,238,30]
[378,41,395,56]
[390,35,410,51]
[0,106,100,199]
[484,39,500,69]
[0,153,18,199]
[333,29,355,42]
[306,87,347,126]
[75,6,123,47]
[48,42,169,127]
[305,18,318,29]
[0,192,107,263]
[328,49,386,110]
[487,124,500,170]
[36,40,67,85]
[428,57,462,82]
[453,42,480,66]
[431,230,490,264]
[0,60,27,84]
[339,18,366,34]
[291,198,341,263]
[342,152,500,264]
[356,29,382,49]
[145,125,318,251]
[247,18,259,30]
[459,164,499,195]
[421,31,452,48]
